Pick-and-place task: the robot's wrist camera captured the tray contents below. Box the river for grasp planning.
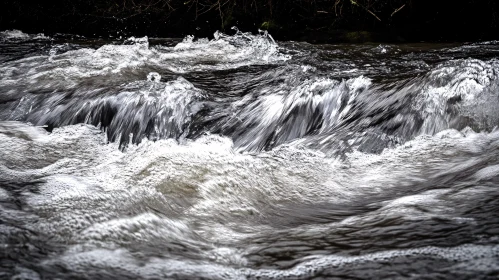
[0,29,498,279]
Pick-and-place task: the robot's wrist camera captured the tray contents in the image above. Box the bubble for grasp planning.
[147,72,161,82]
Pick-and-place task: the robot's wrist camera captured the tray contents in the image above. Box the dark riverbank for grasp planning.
[1,0,498,42]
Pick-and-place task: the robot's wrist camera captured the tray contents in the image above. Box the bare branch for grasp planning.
[350,0,381,22]
[391,4,406,17]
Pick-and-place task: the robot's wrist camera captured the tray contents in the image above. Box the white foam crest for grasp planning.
[0,122,116,180]
[0,39,152,90]
[374,189,460,221]
[21,76,204,145]
[0,29,49,41]
[344,128,499,194]
[119,133,342,217]
[43,244,498,279]
[230,76,370,151]
[0,29,30,40]
[109,76,204,140]
[0,121,48,141]
[424,59,497,100]
[80,212,196,242]
[368,44,400,55]
[0,31,289,96]
[0,123,337,234]
[414,58,499,134]
[474,164,499,180]
[73,212,249,265]
[49,36,151,77]
[156,29,290,72]
[44,248,243,279]
[2,122,499,228]
[0,187,9,200]
[4,122,497,229]
[242,244,499,279]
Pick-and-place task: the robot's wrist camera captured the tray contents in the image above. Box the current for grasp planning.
[0,28,498,279]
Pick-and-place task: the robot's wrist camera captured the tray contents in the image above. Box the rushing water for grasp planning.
[0,29,499,279]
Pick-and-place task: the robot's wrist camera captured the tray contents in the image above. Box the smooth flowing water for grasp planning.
[1,29,499,279]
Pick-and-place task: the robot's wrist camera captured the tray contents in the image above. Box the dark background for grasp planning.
[1,0,498,42]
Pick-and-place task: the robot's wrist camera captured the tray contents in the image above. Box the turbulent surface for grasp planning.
[0,29,499,279]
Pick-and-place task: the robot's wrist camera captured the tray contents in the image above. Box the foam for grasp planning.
[0,187,9,200]
[44,244,498,279]
[242,244,499,279]
[414,58,499,134]
[0,30,289,99]
[0,29,49,41]
[226,75,370,152]
[161,29,290,72]
[2,34,499,279]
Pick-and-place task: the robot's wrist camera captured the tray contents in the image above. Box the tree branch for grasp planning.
[391,4,405,17]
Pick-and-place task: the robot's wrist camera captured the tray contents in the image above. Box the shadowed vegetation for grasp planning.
[1,0,498,42]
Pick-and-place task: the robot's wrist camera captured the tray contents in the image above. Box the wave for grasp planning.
[1,121,499,278]
[0,29,288,89]
[1,34,498,155]
[0,29,49,42]
[22,76,204,147]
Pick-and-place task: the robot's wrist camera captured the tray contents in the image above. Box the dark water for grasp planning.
[0,29,499,279]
